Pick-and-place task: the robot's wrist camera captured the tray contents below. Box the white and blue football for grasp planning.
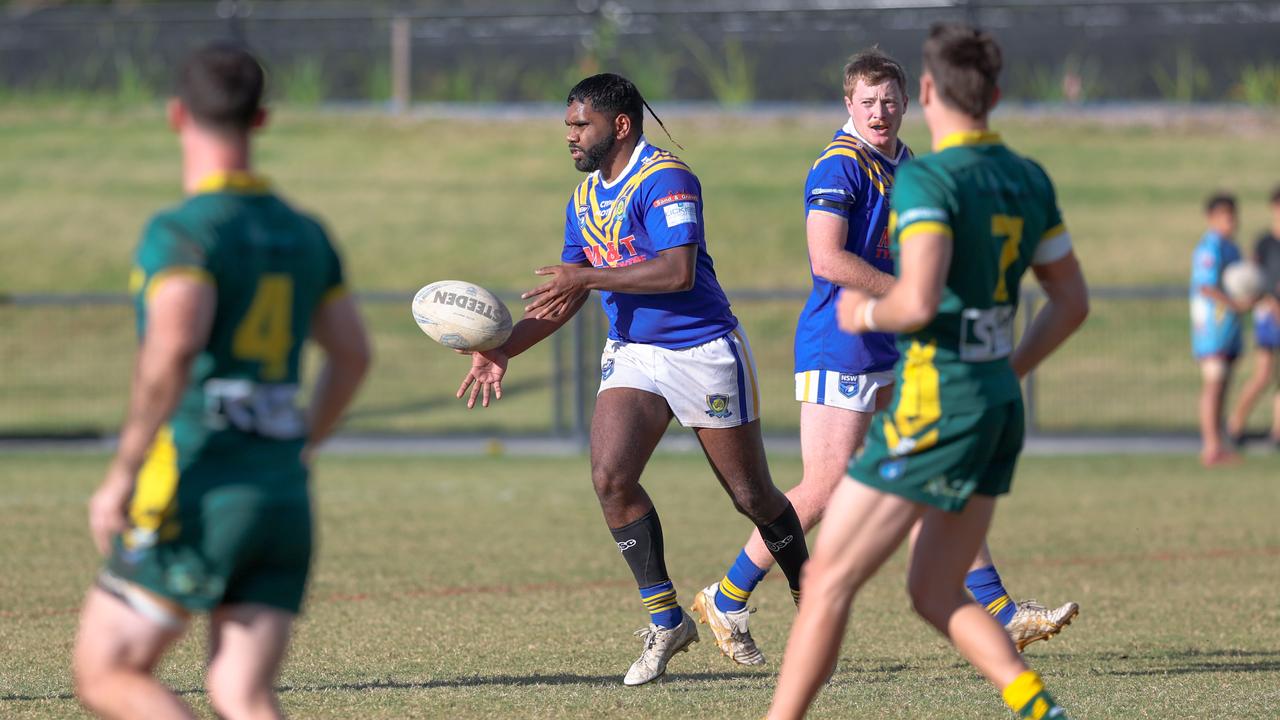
[411,280,513,352]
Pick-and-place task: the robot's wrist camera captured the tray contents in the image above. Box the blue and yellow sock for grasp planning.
[714,549,768,613]
[966,564,1016,625]
[1003,670,1067,719]
[639,581,682,628]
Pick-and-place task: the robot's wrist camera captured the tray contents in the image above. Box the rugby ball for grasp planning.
[411,280,513,352]
[1222,261,1265,303]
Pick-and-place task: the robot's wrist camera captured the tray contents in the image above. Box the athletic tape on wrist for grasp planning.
[863,298,880,332]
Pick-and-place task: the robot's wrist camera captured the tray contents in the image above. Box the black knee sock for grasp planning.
[757,501,808,604]
[609,508,670,588]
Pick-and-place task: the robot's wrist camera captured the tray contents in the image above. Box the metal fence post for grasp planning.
[390,15,411,115]
[552,326,565,436]
[571,300,588,450]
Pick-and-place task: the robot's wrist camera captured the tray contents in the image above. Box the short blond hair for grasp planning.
[843,48,908,99]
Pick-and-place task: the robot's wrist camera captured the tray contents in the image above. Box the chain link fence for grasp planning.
[3,287,1261,440]
[2,1,1279,105]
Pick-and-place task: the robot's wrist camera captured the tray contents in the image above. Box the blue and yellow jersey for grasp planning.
[130,171,345,482]
[1190,231,1243,358]
[795,121,910,375]
[561,138,737,349]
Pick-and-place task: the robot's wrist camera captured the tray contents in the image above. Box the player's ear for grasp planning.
[251,107,269,130]
[843,93,856,116]
[989,86,1002,113]
[167,98,185,133]
[614,111,630,141]
[918,73,932,108]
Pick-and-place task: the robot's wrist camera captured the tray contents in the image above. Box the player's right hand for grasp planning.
[88,464,134,556]
[456,349,509,409]
[836,287,873,334]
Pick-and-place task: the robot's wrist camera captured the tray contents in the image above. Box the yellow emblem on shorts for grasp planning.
[705,394,733,419]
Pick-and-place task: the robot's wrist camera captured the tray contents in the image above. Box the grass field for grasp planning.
[3,104,1280,436]
[3,106,1280,292]
[2,451,1279,718]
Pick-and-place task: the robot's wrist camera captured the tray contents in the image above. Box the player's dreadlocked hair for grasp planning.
[567,73,682,149]
[922,23,1002,119]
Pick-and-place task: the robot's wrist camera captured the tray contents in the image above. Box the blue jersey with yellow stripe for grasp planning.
[795,121,909,376]
[561,138,737,349]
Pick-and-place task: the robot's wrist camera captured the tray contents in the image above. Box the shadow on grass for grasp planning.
[0,670,767,703]
[1087,647,1280,676]
[279,670,766,692]
[13,649,1275,703]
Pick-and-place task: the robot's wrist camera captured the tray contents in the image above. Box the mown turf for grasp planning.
[3,105,1279,437]
[2,451,1278,718]
[2,106,1279,293]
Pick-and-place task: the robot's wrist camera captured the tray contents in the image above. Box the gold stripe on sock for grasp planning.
[986,595,1011,616]
[650,594,680,609]
[718,577,750,602]
[642,591,677,610]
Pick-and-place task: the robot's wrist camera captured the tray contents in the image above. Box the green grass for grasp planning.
[2,105,1280,436]
[3,106,1278,293]
[2,452,1279,718]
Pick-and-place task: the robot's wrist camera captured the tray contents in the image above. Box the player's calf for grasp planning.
[756,501,808,606]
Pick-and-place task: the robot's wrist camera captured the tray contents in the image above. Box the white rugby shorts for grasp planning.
[794,369,895,413]
[598,326,760,429]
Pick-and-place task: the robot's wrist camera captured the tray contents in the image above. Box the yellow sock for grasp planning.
[1003,670,1046,715]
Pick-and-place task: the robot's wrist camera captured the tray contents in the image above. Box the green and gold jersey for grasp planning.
[129,171,345,478]
[884,131,1071,452]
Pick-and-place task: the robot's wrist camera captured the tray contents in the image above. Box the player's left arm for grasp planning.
[524,169,702,320]
[524,246,696,319]
[838,163,953,333]
[1006,170,1090,378]
[90,276,215,555]
[1009,250,1089,379]
[838,229,951,334]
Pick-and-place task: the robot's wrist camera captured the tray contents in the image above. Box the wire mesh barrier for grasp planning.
[4,286,1261,440]
[2,1,1279,105]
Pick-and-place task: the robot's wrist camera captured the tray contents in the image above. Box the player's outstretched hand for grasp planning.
[88,463,134,556]
[524,264,586,321]
[456,348,509,408]
[836,288,873,334]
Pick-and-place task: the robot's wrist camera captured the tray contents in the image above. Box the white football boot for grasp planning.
[689,583,765,666]
[623,610,699,686]
[1005,599,1079,652]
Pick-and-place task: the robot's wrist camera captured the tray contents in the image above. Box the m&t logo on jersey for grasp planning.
[705,394,733,419]
[875,227,891,260]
